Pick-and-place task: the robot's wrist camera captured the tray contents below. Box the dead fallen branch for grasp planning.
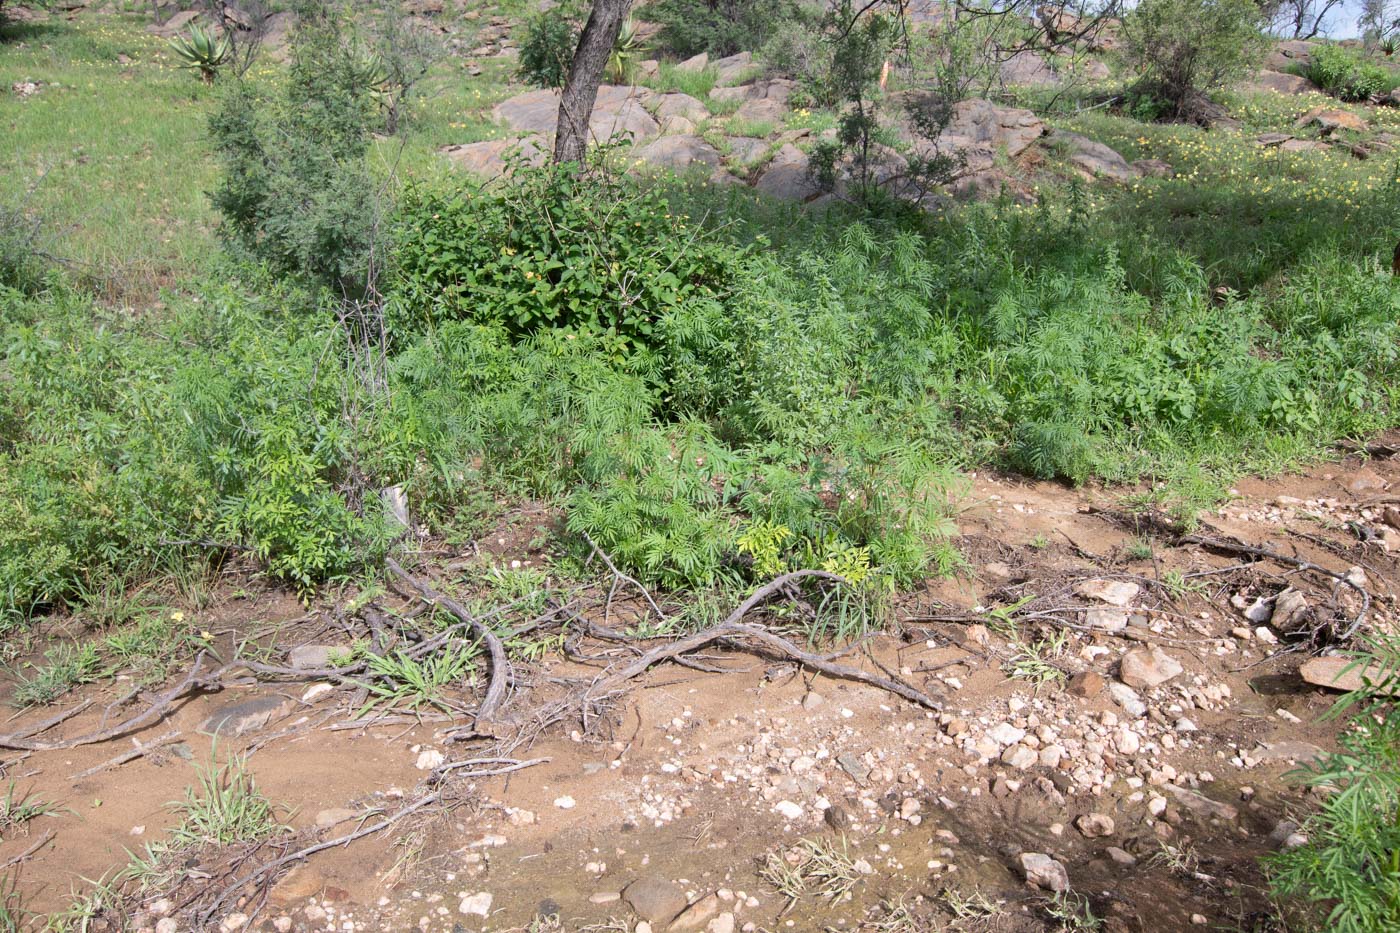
[583,571,939,711]
[1180,532,1371,640]
[386,558,511,727]
[69,730,181,783]
[0,653,223,752]
[431,756,550,780]
[0,830,54,871]
[201,791,445,924]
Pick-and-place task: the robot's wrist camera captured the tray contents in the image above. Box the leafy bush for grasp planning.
[208,8,379,294]
[1308,43,1399,101]
[516,5,580,89]
[390,164,737,355]
[1267,634,1400,932]
[648,0,807,58]
[1124,0,1267,120]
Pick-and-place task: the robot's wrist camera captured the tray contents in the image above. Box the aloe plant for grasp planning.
[606,17,644,84]
[167,24,230,84]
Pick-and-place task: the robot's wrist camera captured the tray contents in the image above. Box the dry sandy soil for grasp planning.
[5,442,1400,933]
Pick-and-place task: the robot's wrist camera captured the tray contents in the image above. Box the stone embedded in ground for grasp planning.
[711,78,794,107]
[1347,465,1388,493]
[1106,845,1136,865]
[1108,681,1146,716]
[734,96,788,124]
[1294,106,1368,134]
[441,136,548,178]
[1251,740,1325,763]
[1265,39,1317,70]
[493,85,660,143]
[1269,588,1309,633]
[1000,50,1058,86]
[288,644,343,670]
[1132,158,1174,178]
[1246,70,1316,95]
[754,144,820,202]
[726,137,771,166]
[1300,655,1397,694]
[1074,578,1140,607]
[1054,131,1137,183]
[1085,607,1128,633]
[926,98,1045,172]
[458,892,492,917]
[1162,783,1238,822]
[1067,671,1105,698]
[636,135,722,171]
[415,748,444,770]
[1019,852,1069,892]
[1119,646,1183,689]
[1076,813,1115,837]
[669,892,721,930]
[774,799,803,819]
[199,695,295,737]
[711,51,755,87]
[676,52,709,72]
[837,752,870,782]
[706,912,736,933]
[314,807,359,830]
[623,877,688,924]
[652,92,709,126]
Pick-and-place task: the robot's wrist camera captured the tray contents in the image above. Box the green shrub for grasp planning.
[1267,634,1400,932]
[389,165,738,355]
[208,9,379,294]
[1124,0,1267,120]
[648,0,806,58]
[1308,43,1399,101]
[515,5,580,89]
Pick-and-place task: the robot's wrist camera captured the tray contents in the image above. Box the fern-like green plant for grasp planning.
[168,24,231,84]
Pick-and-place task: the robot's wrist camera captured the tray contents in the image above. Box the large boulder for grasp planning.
[712,51,757,87]
[441,136,548,177]
[928,98,1045,172]
[1054,130,1136,182]
[726,137,772,166]
[1266,39,1317,71]
[734,96,788,124]
[635,134,723,171]
[494,85,661,143]
[1246,70,1318,95]
[147,9,202,36]
[653,92,709,125]
[711,78,795,106]
[1000,51,1058,87]
[1295,105,1368,133]
[754,143,821,201]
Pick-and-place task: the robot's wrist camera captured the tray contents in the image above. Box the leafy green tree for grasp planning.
[1124,0,1268,120]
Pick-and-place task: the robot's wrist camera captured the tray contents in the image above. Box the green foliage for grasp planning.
[360,643,477,715]
[168,750,285,847]
[0,782,58,835]
[1267,634,1400,932]
[9,643,100,708]
[516,5,579,89]
[1124,0,1267,120]
[648,0,805,58]
[167,24,230,84]
[1308,44,1399,102]
[607,17,645,84]
[207,9,378,293]
[390,164,737,354]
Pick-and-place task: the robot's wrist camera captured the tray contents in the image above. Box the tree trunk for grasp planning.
[553,0,632,165]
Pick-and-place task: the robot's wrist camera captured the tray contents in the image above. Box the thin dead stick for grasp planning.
[580,530,667,624]
[431,756,550,778]
[386,558,510,726]
[69,730,181,782]
[0,653,223,752]
[1180,533,1371,639]
[0,830,54,871]
[10,700,91,740]
[202,791,444,923]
